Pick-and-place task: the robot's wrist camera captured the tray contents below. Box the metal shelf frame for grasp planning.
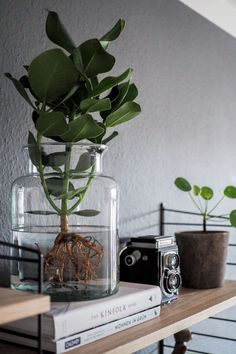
[158,203,236,354]
[0,240,44,354]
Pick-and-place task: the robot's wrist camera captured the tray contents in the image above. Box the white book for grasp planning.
[4,282,161,341]
[0,305,160,353]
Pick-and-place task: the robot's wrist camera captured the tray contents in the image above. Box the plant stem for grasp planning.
[68,164,96,214]
[188,192,203,214]
[208,196,225,215]
[36,134,60,213]
[60,144,72,232]
[203,216,207,232]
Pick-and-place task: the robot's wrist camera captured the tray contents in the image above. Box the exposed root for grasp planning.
[44,232,103,285]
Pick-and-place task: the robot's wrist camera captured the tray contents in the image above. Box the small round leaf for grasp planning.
[224,186,236,199]
[174,177,191,192]
[193,185,200,196]
[230,210,236,227]
[200,186,213,200]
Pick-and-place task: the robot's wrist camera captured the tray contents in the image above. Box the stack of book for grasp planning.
[0,282,162,353]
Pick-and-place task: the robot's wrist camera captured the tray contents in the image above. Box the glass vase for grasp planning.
[11,143,119,301]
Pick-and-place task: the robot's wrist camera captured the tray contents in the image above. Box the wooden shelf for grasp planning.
[69,280,236,354]
[1,281,236,354]
[0,288,50,325]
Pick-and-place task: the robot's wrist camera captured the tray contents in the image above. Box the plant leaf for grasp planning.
[80,98,111,113]
[224,186,236,198]
[101,81,130,120]
[46,11,75,53]
[102,131,118,144]
[193,185,200,196]
[88,122,107,144]
[28,48,78,103]
[5,73,36,109]
[25,210,57,215]
[73,39,115,77]
[73,209,100,217]
[122,83,138,104]
[105,101,141,127]
[100,18,125,49]
[74,153,94,172]
[230,210,236,227]
[61,114,105,142]
[53,84,79,109]
[174,177,192,192]
[36,112,69,137]
[201,186,213,200]
[28,131,41,168]
[45,177,74,197]
[43,152,67,167]
[92,68,133,97]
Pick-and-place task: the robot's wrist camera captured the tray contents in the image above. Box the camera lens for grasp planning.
[125,255,136,266]
[163,270,181,294]
[166,253,179,269]
[124,250,141,266]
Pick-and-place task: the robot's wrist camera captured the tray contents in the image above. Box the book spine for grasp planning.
[54,286,161,340]
[55,305,161,353]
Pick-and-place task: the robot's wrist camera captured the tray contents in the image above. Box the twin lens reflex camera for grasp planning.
[120,235,181,303]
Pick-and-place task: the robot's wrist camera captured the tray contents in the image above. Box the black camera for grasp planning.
[120,235,181,303]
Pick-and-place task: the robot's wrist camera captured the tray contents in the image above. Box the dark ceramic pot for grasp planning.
[175,231,229,289]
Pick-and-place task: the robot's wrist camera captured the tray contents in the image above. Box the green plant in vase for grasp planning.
[6,11,141,294]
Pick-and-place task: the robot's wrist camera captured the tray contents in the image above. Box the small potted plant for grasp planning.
[174,177,236,289]
[6,11,141,301]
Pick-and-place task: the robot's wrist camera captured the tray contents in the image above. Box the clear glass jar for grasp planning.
[11,143,119,301]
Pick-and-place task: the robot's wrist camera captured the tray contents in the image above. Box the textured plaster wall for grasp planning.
[1,0,236,352]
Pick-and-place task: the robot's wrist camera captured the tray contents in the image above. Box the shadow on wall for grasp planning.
[121,209,160,234]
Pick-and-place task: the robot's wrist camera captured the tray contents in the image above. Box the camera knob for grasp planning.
[124,250,141,266]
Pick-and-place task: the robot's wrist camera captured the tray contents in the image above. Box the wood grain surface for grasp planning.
[0,287,50,325]
[1,281,236,354]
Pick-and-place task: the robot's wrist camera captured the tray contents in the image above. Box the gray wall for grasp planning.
[1,0,236,353]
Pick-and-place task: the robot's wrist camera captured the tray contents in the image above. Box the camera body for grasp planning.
[120,235,181,303]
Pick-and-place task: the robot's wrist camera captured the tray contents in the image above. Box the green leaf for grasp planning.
[43,152,67,167]
[45,177,74,197]
[73,209,100,217]
[174,177,192,192]
[122,83,138,104]
[230,210,236,227]
[74,153,94,172]
[101,81,131,120]
[73,39,115,77]
[224,186,236,198]
[109,81,130,112]
[28,49,78,102]
[100,18,125,49]
[193,185,200,196]
[5,73,36,109]
[102,131,118,144]
[46,11,75,53]
[105,102,141,127]
[36,112,69,137]
[53,84,79,108]
[25,210,57,215]
[88,122,106,144]
[92,68,133,97]
[61,114,105,142]
[80,98,111,113]
[201,186,213,200]
[28,131,41,168]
